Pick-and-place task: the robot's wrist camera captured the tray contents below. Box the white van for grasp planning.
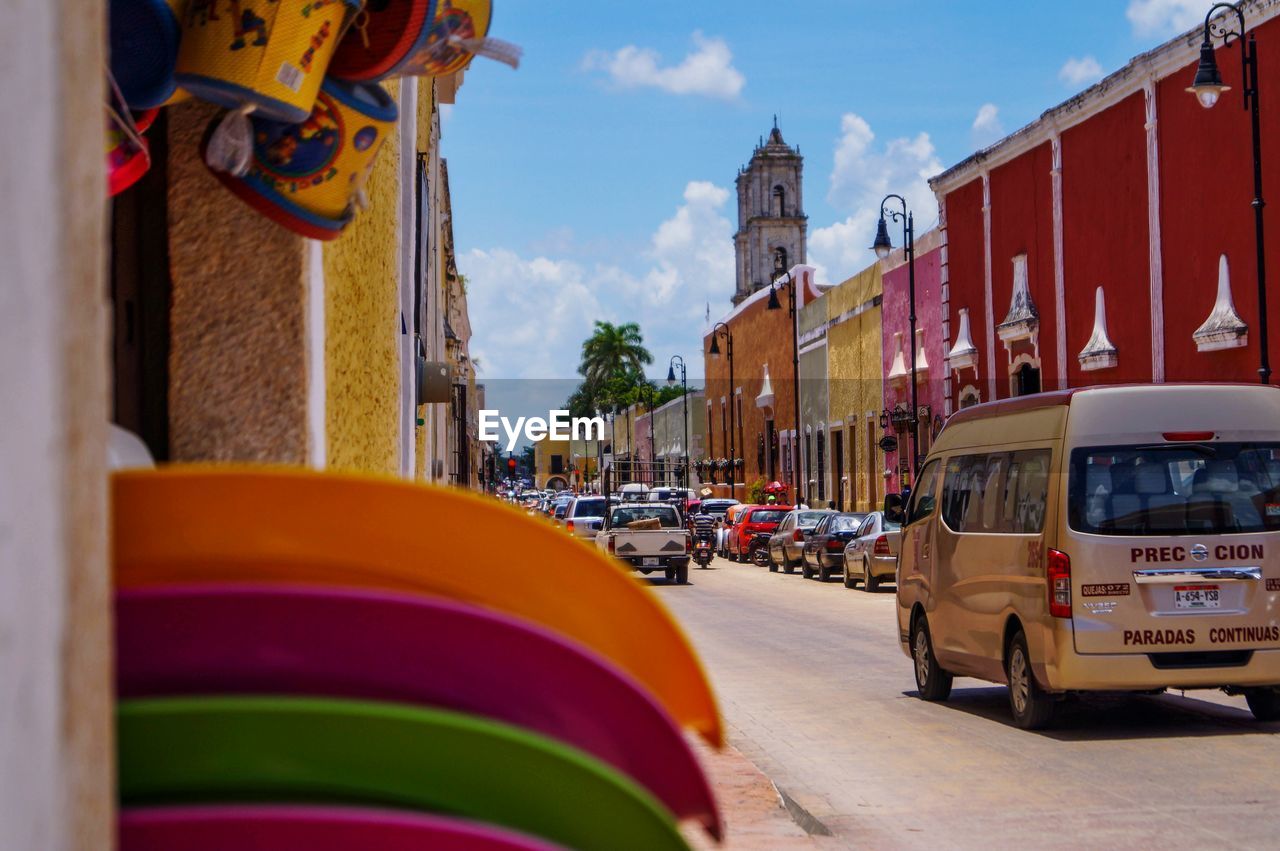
[897,384,1280,728]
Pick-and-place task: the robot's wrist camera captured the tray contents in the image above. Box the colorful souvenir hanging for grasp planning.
[175,0,363,123]
[330,0,519,82]
[109,0,186,109]
[326,0,436,82]
[108,108,160,197]
[205,77,397,240]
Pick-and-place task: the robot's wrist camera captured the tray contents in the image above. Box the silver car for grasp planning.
[841,511,902,591]
[767,509,835,573]
[564,496,608,539]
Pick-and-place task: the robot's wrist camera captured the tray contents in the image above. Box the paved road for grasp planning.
[652,558,1280,849]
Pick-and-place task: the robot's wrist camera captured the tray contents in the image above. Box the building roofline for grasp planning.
[930,0,1280,194]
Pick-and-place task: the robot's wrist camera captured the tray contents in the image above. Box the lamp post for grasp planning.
[709,322,736,498]
[667,356,689,508]
[1188,2,1270,384]
[872,193,920,477]
[767,258,803,504]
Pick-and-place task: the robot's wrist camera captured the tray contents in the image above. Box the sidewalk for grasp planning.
[682,736,840,850]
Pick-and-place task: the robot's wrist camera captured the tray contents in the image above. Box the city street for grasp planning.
[656,559,1280,850]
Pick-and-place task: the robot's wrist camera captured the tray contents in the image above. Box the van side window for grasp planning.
[941,449,1051,534]
[907,460,942,525]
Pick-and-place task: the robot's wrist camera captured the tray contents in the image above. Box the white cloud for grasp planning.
[462,181,734,381]
[582,31,745,100]
[809,113,943,284]
[971,103,1005,149]
[1126,0,1213,37]
[1059,55,1105,87]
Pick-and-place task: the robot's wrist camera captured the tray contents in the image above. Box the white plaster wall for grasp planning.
[0,0,112,847]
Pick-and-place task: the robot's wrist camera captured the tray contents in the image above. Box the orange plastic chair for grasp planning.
[113,467,722,747]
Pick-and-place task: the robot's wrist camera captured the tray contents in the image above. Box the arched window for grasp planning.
[773,184,786,216]
[774,247,788,274]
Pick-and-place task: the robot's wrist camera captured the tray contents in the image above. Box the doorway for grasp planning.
[866,417,878,511]
[833,429,845,511]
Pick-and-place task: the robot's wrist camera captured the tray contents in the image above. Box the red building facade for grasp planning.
[933,1,1280,408]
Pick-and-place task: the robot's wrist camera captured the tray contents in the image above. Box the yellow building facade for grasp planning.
[824,262,884,513]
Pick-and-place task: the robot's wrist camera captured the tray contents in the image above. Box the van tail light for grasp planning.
[607,535,615,554]
[1047,548,1072,618]
[793,529,803,542]
[873,535,891,556]
[566,520,575,533]
[1163,431,1214,442]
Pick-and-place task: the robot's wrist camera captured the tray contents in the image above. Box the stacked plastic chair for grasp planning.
[113,468,723,850]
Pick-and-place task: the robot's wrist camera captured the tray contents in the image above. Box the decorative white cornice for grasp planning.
[887,331,909,384]
[914,328,929,375]
[997,254,1040,345]
[1194,254,1249,352]
[756,364,775,410]
[948,307,979,373]
[1078,286,1119,371]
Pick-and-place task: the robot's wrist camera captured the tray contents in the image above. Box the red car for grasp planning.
[728,504,795,561]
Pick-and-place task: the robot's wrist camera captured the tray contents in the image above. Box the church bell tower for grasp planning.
[733,118,806,305]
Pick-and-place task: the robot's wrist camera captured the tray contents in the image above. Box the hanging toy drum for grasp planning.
[107,108,160,196]
[326,0,437,82]
[175,0,362,123]
[109,0,186,109]
[205,77,397,240]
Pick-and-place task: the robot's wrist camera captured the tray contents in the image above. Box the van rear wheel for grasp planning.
[1006,630,1056,730]
[1245,687,1280,722]
[911,617,952,701]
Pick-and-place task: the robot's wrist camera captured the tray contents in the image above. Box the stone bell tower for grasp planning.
[732,118,807,305]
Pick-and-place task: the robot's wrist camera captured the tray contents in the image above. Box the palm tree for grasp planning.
[578,321,652,390]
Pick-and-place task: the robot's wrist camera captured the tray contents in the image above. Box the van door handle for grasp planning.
[1132,567,1262,584]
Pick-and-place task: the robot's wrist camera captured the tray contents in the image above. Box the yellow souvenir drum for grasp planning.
[176,0,362,123]
[207,77,397,240]
[398,0,493,78]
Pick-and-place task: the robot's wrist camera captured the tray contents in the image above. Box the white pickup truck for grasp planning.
[596,503,691,585]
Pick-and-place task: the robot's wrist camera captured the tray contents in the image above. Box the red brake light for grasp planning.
[685,534,692,553]
[873,535,891,556]
[793,529,803,542]
[1163,431,1214,442]
[607,535,615,554]
[566,520,575,532]
[826,538,845,551]
[1047,548,1072,618]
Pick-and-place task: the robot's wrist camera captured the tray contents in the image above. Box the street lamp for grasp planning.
[872,193,920,477]
[668,355,689,511]
[767,254,804,504]
[1188,2,1270,384]
[709,322,736,498]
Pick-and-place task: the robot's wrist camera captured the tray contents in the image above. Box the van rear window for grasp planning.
[1068,443,1280,536]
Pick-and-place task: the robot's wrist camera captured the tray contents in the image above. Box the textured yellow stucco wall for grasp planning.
[827,263,883,511]
[323,85,402,475]
[167,100,310,463]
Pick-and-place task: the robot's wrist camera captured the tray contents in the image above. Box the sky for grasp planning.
[447,0,1218,398]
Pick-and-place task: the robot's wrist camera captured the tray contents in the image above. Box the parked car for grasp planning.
[551,496,574,524]
[767,509,836,574]
[717,503,750,559]
[596,503,691,584]
[728,505,794,561]
[802,512,867,581]
[842,511,902,591]
[564,496,608,539]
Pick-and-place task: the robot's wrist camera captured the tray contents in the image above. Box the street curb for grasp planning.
[774,783,835,837]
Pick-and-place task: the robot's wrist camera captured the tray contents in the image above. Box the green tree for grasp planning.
[578,321,652,391]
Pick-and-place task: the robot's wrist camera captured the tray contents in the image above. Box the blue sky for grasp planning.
[449,0,1215,395]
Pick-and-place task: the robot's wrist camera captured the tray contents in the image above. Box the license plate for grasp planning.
[642,557,659,566]
[1174,584,1220,609]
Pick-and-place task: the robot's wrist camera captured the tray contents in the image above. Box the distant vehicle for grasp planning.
[596,503,691,584]
[718,503,751,560]
[767,509,835,574]
[728,505,793,562]
[564,496,608,540]
[842,511,902,591]
[802,512,867,582]
[551,496,573,524]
